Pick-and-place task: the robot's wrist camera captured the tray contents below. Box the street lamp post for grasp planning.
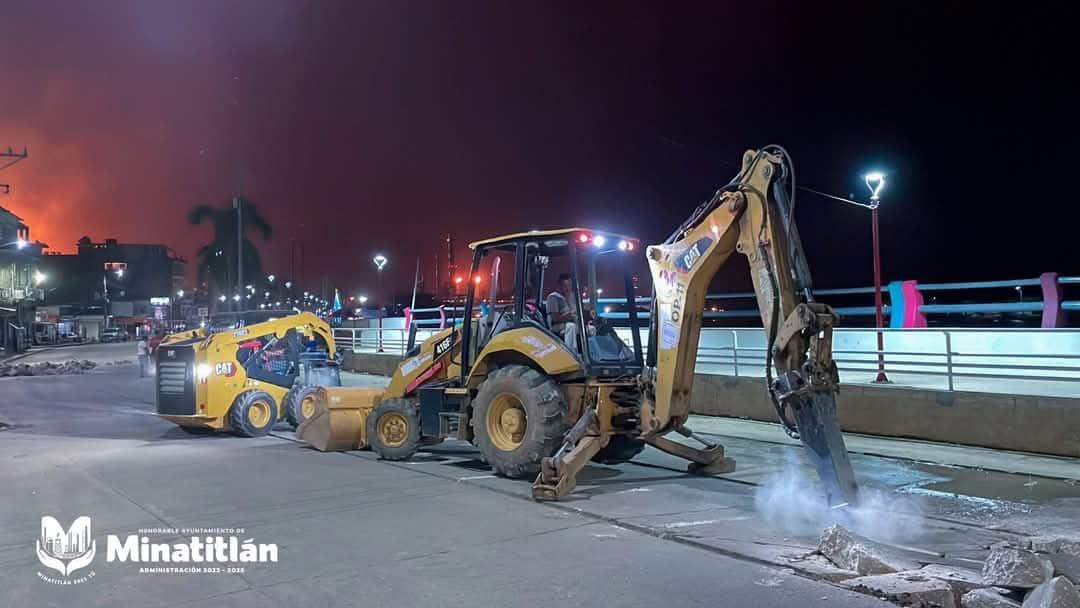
[373,254,388,352]
[865,172,890,383]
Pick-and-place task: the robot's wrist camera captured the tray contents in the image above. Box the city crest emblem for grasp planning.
[36,516,96,581]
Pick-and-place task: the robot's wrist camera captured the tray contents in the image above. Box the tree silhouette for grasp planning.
[188,198,272,300]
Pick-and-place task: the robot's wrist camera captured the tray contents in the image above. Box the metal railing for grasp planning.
[336,322,1079,398]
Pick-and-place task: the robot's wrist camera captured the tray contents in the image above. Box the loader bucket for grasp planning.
[296,387,383,451]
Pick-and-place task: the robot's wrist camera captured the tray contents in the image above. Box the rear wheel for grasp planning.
[366,398,421,461]
[592,436,646,464]
[229,390,278,437]
[471,365,568,479]
[285,385,321,428]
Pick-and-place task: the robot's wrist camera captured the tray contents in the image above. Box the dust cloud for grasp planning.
[754,457,927,544]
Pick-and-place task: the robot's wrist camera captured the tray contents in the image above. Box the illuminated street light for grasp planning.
[33,270,46,285]
[115,268,124,278]
[218,295,227,302]
[473,275,481,285]
[284,281,293,289]
[864,171,888,383]
[358,295,368,305]
[232,294,241,302]
[267,274,275,283]
[864,172,886,202]
[16,239,27,249]
[373,254,388,351]
[177,289,184,298]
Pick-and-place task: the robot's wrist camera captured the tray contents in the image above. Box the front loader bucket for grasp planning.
[793,392,859,507]
[296,387,383,451]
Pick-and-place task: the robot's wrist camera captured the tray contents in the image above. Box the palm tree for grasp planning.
[188,198,272,305]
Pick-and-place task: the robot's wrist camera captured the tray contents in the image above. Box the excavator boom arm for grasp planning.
[644,147,858,506]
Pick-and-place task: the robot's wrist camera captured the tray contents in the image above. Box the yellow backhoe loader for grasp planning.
[299,146,859,506]
[156,311,345,436]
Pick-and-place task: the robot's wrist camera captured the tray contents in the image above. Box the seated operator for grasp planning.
[547,273,582,349]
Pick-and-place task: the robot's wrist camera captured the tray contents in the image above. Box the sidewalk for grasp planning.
[689,415,1080,481]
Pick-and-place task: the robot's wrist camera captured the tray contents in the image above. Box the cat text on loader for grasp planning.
[156,312,349,436]
[299,145,858,506]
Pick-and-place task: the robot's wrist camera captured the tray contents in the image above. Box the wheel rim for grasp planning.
[247,400,271,428]
[487,393,527,451]
[377,412,410,447]
[300,395,316,419]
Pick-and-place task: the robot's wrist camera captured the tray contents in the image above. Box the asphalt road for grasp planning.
[0,344,892,608]
[2,343,1077,607]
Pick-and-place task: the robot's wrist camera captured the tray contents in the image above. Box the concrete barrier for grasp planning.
[341,351,402,377]
[690,374,1080,458]
[340,352,1080,458]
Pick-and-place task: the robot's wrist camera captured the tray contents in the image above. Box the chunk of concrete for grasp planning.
[983,546,1055,588]
[841,572,956,608]
[1024,538,1080,585]
[962,588,1021,608]
[819,524,922,576]
[921,564,989,604]
[1022,577,1080,608]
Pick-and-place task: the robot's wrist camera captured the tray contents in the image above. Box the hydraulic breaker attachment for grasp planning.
[792,391,858,507]
[296,387,383,451]
[532,409,604,501]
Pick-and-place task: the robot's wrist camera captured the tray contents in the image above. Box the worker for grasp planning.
[546,273,579,348]
[136,337,150,377]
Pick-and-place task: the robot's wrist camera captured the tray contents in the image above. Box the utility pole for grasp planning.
[234,197,243,312]
[410,256,421,312]
[1,146,29,194]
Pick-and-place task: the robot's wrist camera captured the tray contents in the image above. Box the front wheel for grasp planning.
[366,398,421,461]
[471,365,568,479]
[229,390,278,437]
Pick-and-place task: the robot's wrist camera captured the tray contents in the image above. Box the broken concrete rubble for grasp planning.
[819,524,922,576]
[1021,576,1080,608]
[920,564,989,605]
[983,546,1055,588]
[1025,537,1080,585]
[962,588,1022,608]
[841,572,957,608]
[0,359,97,377]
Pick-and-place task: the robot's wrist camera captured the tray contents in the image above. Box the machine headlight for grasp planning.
[196,364,212,380]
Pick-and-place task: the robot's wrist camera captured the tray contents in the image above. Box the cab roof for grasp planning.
[468,227,638,250]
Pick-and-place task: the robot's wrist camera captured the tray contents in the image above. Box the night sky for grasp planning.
[2,1,1075,297]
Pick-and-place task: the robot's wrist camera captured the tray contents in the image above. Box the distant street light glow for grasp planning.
[373,254,388,271]
[33,270,46,285]
[177,290,184,298]
[592,235,606,248]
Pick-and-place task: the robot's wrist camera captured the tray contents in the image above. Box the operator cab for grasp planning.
[459,228,645,378]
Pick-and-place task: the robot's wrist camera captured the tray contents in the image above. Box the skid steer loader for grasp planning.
[299,146,859,505]
[156,311,349,436]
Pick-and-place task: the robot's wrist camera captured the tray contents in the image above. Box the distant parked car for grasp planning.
[100,328,122,342]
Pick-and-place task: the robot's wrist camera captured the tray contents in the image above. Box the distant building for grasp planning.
[0,206,45,353]
[37,236,186,339]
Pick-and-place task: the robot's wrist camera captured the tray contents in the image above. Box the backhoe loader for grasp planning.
[299,146,859,506]
[156,311,343,436]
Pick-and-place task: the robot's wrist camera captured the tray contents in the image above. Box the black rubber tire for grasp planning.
[471,365,568,479]
[285,385,321,428]
[178,425,214,435]
[592,436,646,464]
[228,390,279,437]
[366,398,421,461]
